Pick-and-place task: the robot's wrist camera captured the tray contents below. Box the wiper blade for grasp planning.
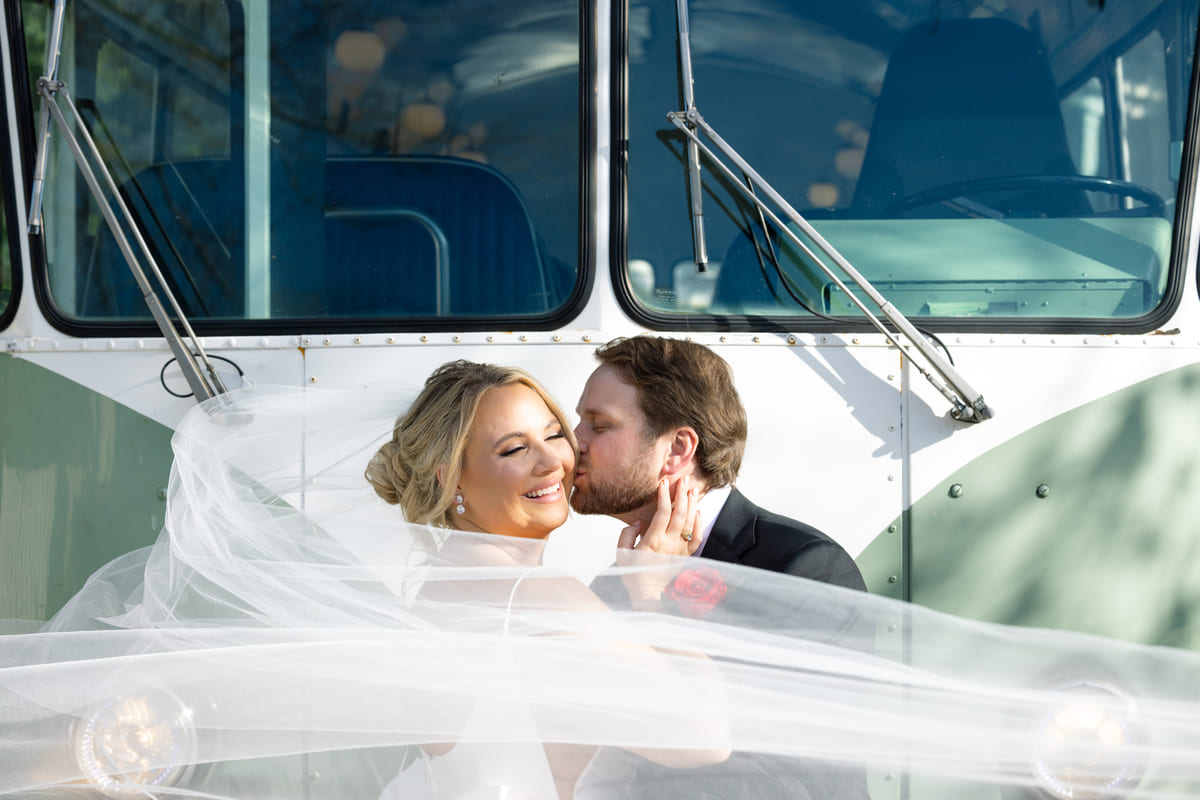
[675,0,708,272]
[27,0,227,403]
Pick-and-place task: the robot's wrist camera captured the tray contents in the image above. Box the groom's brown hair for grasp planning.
[595,336,746,490]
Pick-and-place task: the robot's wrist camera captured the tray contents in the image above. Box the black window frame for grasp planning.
[609,0,1200,335]
[17,0,595,337]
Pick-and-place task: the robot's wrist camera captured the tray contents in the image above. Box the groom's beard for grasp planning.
[570,446,659,517]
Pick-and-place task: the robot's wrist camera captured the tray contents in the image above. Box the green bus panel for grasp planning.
[0,356,175,622]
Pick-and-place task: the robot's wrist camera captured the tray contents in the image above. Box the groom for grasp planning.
[571,335,865,589]
[570,335,870,800]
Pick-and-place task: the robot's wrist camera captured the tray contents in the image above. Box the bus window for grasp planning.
[27,0,581,328]
[620,0,1195,329]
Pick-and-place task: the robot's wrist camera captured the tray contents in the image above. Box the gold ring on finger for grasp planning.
[681,530,694,542]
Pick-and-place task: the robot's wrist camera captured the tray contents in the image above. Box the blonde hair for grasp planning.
[366,360,577,527]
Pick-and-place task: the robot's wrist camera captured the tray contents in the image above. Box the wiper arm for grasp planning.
[668,0,991,423]
[27,0,227,403]
[675,0,707,271]
[666,108,992,423]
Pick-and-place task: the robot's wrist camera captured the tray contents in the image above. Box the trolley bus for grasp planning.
[1,0,1199,795]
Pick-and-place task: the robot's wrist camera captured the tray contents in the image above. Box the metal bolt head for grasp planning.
[948,483,964,498]
[887,575,898,583]
[1036,483,1050,499]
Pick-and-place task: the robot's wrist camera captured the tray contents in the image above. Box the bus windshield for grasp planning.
[622,0,1196,328]
[25,0,581,326]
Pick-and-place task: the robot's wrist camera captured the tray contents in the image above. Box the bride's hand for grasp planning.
[616,477,701,611]
[618,475,702,557]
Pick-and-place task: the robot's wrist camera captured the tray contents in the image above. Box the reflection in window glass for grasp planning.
[0,183,10,319]
[31,0,581,324]
[623,0,1194,325]
[1062,78,1106,178]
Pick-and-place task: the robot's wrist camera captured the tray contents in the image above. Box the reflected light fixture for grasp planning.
[74,690,197,796]
[1032,680,1145,800]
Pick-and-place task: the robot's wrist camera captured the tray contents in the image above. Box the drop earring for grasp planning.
[455,493,466,515]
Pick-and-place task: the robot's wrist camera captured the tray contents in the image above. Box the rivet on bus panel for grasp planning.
[136,340,145,350]
[453,336,462,343]
[421,335,429,343]
[520,335,528,342]
[354,337,363,345]
[322,337,331,346]
[553,334,562,342]
[107,340,116,350]
[1036,484,1050,499]
[583,334,591,342]
[949,483,964,498]
[387,337,396,345]
[228,338,237,347]
[260,337,269,347]
[787,336,796,345]
[719,336,727,343]
[487,336,495,343]
[310,376,317,383]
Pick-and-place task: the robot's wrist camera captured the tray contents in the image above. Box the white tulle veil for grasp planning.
[2,385,1200,799]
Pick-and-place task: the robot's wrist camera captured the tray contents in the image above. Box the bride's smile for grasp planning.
[454,382,577,539]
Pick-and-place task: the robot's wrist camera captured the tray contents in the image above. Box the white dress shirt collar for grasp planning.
[692,484,732,556]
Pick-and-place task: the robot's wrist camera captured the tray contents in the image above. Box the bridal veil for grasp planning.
[2,386,1199,798]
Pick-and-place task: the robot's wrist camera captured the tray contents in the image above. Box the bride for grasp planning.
[364,360,729,798]
[3,361,1200,799]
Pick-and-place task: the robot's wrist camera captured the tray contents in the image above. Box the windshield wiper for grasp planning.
[669,0,992,424]
[27,0,227,402]
[676,0,708,271]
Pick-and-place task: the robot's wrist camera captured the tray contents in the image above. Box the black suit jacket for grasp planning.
[699,488,867,591]
[581,489,871,800]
